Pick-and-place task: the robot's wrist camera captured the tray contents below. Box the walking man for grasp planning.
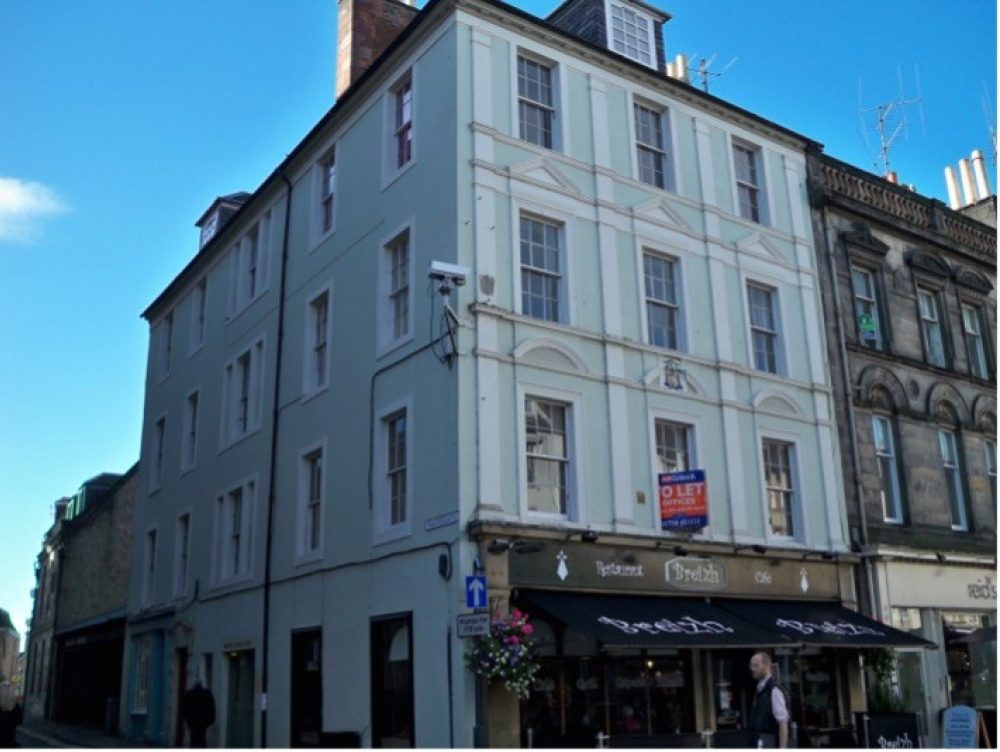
[748,652,789,748]
[182,677,216,748]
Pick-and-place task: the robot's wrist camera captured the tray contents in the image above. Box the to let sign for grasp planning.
[659,470,708,531]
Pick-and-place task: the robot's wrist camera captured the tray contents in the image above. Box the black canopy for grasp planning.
[518,590,795,648]
[716,599,937,649]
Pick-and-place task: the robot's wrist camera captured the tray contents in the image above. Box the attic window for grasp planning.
[607,1,654,68]
[199,212,219,249]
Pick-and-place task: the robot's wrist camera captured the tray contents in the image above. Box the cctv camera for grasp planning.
[428,261,470,286]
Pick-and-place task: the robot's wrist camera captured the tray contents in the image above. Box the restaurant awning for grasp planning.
[715,599,937,649]
[518,590,796,649]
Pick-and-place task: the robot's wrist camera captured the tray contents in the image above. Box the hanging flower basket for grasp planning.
[464,609,540,700]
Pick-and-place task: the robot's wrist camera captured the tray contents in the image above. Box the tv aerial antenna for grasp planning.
[981,80,997,168]
[857,65,925,176]
[689,53,738,94]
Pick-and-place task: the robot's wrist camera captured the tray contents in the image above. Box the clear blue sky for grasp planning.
[1,1,995,642]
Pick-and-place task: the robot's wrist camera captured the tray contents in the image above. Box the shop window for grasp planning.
[942,612,994,709]
[371,615,414,748]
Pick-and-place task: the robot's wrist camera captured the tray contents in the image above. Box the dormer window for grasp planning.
[607,1,654,68]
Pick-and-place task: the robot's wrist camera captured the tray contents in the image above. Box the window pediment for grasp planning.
[841,223,889,262]
[905,250,951,280]
[953,267,993,295]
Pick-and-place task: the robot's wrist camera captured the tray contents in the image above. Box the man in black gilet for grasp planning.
[748,652,789,748]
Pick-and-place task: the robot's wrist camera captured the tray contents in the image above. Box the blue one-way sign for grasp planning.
[465,576,487,609]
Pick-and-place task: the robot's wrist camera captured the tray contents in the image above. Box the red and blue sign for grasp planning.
[659,469,708,531]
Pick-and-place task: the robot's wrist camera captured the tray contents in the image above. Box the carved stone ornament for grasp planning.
[905,250,951,279]
[841,223,890,261]
[953,267,994,295]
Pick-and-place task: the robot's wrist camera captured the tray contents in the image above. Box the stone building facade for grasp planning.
[809,152,997,746]
[23,468,136,729]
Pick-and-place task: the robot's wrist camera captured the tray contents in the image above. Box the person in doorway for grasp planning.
[182,677,216,748]
[0,689,21,748]
[748,652,789,748]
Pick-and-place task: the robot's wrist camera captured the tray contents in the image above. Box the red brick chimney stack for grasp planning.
[336,0,419,98]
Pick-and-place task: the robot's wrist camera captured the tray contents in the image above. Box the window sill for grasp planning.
[372,524,412,547]
[300,384,330,406]
[225,290,269,326]
[294,552,324,567]
[179,464,196,479]
[382,158,417,193]
[309,226,335,256]
[375,333,415,361]
[188,342,205,359]
[218,425,263,454]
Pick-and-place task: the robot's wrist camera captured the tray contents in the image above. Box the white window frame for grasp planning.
[516,383,585,524]
[383,68,417,188]
[180,387,200,474]
[133,636,150,714]
[938,429,968,531]
[757,435,802,541]
[376,220,415,357]
[642,249,684,351]
[961,303,989,379]
[142,527,157,607]
[851,266,883,350]
[213,476,256,583]
[730,138,769,225]
[518,213,566,324]
[302,284,333,400]
[373,398,413,546]
[150,415,166,492]
[871,414,904,524]
[605,0,656,69]
[646,407,704,530]
[227,211,272,319]
[514,49,562,151]
[321,147,337,238]
[918,288,947,367]
[297,439,327,562]
[173,511,191,597]
[220,336,265,449]
[745,281,783,375]
[189,277,207,355]
[631,99,674,191]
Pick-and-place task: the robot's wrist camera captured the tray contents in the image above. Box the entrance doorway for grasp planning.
[226,650,255,748]
[174,647,189,746]
[290,630,323,747]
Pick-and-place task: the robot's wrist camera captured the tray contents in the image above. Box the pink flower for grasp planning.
[521,623,534,635]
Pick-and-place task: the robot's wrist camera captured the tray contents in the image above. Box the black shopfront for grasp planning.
[492,540,932,748]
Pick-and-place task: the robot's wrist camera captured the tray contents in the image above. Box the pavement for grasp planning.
[16,718,139,748]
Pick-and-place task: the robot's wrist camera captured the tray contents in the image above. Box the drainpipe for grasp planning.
[818,202,880,619]
[260,170,294,747]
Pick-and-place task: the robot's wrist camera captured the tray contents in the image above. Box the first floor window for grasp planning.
[644,253,679,349]
[217,480,254,579]
[388,233,410,342]
[520,215,563,322]
[306,290,330,393]
[371,615,413,748]
[938,430,968,530]
[872,415,903,523]
[851,267,883,349]
[386,411,407,527]
[303,448,324,554]
[747,283,779,373]
[518,55,555,148]
[223,340,263,444]
[655,419,692,473]
[174,513,190,596]
[762,440,795,536]
[918,289,946,367]
[962,304,989,379]
[152,417,166,489]
[525,397,569,515]
[143,529,157,605]
[182,391,199,470]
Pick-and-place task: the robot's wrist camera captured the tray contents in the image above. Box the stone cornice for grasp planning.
[811,154,996,263]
